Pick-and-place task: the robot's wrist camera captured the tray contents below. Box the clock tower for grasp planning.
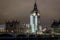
[30,0,40,33]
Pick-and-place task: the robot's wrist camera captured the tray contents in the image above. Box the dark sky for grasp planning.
[0,0,60,26]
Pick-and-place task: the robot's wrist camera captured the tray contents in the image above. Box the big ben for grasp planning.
[30,0,40,33]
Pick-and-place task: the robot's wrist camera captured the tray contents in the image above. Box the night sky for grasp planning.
[0,0,60,26]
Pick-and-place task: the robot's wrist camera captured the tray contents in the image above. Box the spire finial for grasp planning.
[34,0,38,12]
[31,0,38,13]
[35,0,37,4]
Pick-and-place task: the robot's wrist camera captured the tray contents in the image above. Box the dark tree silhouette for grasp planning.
[51,19,60,28]
[58,20,60,25]
[5,20,20,32]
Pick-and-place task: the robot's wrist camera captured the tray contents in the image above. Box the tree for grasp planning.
[51,19,60,33]
[5,20,20,33]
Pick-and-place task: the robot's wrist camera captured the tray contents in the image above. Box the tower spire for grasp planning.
[32,0,38,13]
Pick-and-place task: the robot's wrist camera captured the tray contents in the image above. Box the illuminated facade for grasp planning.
[30,0,40,33]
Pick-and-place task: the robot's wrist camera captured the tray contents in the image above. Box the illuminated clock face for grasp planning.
[32,13,36,16]
[37,13,40,16]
